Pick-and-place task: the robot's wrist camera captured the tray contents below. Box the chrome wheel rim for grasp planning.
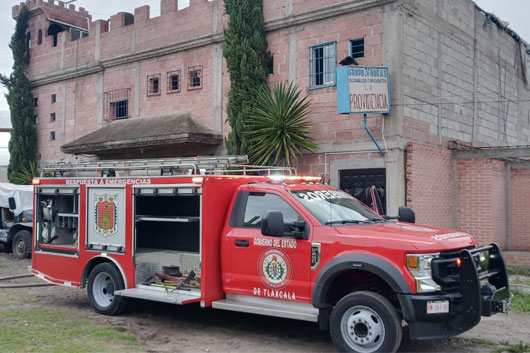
[340,305,385,353]
[92,272,115,308]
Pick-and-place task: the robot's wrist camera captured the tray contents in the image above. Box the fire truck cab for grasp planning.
[31,156,510,353]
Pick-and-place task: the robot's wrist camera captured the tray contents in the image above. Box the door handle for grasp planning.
[235,239,249,247]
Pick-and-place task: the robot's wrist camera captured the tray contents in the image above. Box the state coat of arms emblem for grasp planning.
[257,248,292,289]
[94,194,118,237]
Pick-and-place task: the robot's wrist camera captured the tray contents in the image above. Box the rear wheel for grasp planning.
[87,263,129,315]
[12,230,32,259]
[330,291,402,353]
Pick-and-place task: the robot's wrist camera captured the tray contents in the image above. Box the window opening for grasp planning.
[51,94,56,104]
[38,29,42,45]
[309,41,336,89]
[241,193,301,231]
[188,66,202,90]
[350,38,365,59]
[147,74,161,96]
[167,70,181,93]
[50,113,56,122]
[48,23,65,47]
[267,56,274,75]
[50,131,56,141]
[34,98,38,107]
[33,115,38,124]
[104,88,130,120]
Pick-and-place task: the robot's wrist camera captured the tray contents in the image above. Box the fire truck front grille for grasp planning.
[135,248,201,284]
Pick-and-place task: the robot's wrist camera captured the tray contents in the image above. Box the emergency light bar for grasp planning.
[268,175,321,183]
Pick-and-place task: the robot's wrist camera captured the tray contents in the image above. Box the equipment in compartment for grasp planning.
[36,190,79,247]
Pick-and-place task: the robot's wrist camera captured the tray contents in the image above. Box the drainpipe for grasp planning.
[363,113,385,155]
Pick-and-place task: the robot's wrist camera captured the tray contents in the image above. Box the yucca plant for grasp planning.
[11,161,39,185]
[246,82,318,167]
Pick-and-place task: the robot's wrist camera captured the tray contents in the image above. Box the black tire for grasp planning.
[330,291,402,353]
[87,263,129,315]
[12,230,32,259]
[0,241,6,252]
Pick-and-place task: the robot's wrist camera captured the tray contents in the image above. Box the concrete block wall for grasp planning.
[510,168,530,251]
[401,0,530,147]
[404,142,452,229]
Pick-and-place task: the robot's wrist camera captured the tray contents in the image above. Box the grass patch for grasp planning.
[0,294,42,306]
[494,342,530,353]
[510,291,530,313]
[0,264,8,268]
[512,279,530,286]
[0,309,144,353]
[507,267,530,277]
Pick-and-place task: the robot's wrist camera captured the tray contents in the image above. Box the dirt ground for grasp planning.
[1,253,529,353]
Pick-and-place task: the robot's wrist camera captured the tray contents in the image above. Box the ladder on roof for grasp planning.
[39,156,296,178]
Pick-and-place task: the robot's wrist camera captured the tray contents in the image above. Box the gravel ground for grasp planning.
[1,253,528,353]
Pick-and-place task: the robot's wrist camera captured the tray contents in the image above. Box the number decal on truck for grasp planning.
[257,248,292,289]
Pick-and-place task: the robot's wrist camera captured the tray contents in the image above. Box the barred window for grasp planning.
[309,41,336,89]
[147,74,161,96]
[167,70,181,93]
[50,112,56,122]
[350,38,364,59]
[50,131,56,141]
[188,66,202,90]
[104,88,130,120]
[51,94,56,104]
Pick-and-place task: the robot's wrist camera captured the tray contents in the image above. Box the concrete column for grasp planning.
[286,0,293,16]
[436,32,443,145]
[131,24,137,54]
[381,5,404,140]
[60,33,66,69]
[451,158,458,229]
[97,72,104,128]
[134,62,141,117]
[212,0,218,33]
[95,21,102,62]
[505,162,512,250]
[60,83,67,159]
[288,28,297,83]
[213,43,223,133]
[384,149,405,216]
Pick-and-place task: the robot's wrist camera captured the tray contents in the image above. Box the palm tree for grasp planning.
[246,82,318,167]
[11,161,39,185]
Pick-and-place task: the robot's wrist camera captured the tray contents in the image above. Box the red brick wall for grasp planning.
[510,169,530,251]
[457,158,506,247]
[405,142,452,229]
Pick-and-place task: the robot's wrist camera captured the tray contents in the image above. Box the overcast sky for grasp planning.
[0,0,527,164]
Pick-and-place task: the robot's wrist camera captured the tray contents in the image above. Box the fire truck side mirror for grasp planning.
[398,206,416,223]
[261,210,285,237]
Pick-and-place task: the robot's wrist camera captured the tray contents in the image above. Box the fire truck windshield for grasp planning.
[291,189,382,226]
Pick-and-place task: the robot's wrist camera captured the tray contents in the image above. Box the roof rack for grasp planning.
[39,156,296,178]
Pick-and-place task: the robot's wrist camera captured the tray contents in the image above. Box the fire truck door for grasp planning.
[229,192,311,302]
[86,187,126,252]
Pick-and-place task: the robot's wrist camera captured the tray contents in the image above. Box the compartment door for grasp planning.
[86,187,126,252]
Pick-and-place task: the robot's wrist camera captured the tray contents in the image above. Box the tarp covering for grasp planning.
[0,183,33,215]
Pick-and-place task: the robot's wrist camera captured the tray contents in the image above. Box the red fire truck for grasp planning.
[31,156,510,353]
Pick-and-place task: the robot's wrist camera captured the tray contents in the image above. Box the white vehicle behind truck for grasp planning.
[0,183,33,258]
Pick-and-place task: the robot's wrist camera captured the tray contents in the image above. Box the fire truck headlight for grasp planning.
[407,253,441,293]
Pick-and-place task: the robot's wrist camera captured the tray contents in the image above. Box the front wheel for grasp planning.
[87,263,129,315]
[12,230,32,259]
[330,291,402,353]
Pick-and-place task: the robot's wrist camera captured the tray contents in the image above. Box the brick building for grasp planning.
[12,0,530,258]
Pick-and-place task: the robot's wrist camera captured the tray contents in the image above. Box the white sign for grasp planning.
[337,66,391,114]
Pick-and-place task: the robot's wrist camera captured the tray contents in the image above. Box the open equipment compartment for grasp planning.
[35,187,79,250]
[134,185,202,289]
